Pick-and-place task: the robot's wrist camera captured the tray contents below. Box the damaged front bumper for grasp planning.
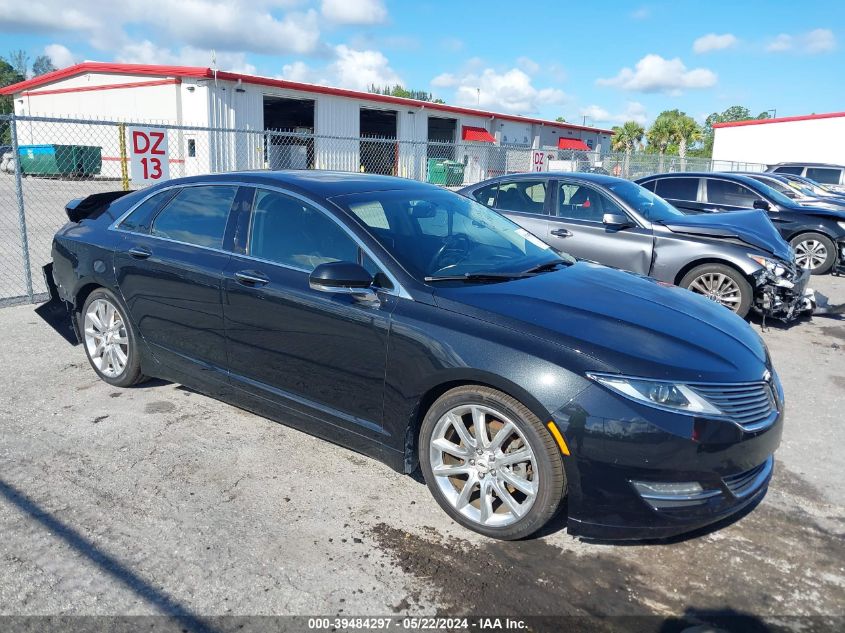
[834,239,845,276]
[752,265,814,322]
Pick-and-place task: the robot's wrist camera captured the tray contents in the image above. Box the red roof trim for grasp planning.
[462,126,496,143]
[22,78,181,97]
[558,138,591,150]
[0,61,614,134]
[712,111,845,129]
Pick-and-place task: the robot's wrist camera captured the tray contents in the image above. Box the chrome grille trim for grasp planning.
[723,457,774,498]
[687,381,777,431]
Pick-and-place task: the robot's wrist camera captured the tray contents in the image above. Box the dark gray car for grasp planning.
[459,172,812,321]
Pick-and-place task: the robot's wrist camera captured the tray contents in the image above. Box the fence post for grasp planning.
[9,115,34,302]
[119,124,130,191]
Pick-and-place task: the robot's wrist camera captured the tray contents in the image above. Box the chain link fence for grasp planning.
[0,113,766,306]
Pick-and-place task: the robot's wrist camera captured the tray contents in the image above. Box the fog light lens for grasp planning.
[632,481,704,497]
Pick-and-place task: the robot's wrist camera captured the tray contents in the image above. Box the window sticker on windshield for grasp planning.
[515,228,550,250]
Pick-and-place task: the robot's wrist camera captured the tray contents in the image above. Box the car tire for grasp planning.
[419,385,566,540]
[80,288,146,388]
[790,232,835,275]
[680,264,753,318]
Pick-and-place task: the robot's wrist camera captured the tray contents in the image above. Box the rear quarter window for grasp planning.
[806,167,842,185]
[118,189,176,234]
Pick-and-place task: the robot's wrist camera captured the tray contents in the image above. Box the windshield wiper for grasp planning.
[424,271,534,282]
[520,259,571,275]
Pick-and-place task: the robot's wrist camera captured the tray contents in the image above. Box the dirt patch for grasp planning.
[144,401,176,415]
[819,326,845,342]
[370,470,844,624]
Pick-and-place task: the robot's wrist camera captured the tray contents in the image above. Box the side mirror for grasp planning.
[309,261,378,302]
[753,199,771,211]
[603,212,631,228]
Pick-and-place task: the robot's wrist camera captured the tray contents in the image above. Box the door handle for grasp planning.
[550,228,573,237]
[235,270,270,286]
[127,247,152,259]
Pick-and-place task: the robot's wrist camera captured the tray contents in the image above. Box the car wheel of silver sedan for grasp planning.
[680,263,753,318]
[790,232,835,275]
[419,386,566,540]
[81,288,145,387]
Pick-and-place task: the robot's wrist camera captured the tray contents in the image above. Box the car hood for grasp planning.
[660,210,792,261]
[793,204,845,221]
[432,262,768,383]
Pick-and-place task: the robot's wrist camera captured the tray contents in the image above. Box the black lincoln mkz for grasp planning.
[45,172,784,540]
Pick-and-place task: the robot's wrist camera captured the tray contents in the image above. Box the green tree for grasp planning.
[701,106,771,156]
[368,84,436,102]
[555,116,566,123]
[8,50,29,78]
[611,120,645,176]
[0,56,26,115]
[646,113,676,171]
[32,55,56,76]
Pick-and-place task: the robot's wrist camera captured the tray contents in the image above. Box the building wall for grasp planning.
[713,117,845,167]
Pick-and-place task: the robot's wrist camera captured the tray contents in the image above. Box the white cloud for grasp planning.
[766,28,836,54]
[320,0,387,25]
[280,45,401,91]
[440,37,464,53]
[516,57,540,75]
[693,33,738,54]
[597,54,717,95]
[44,44,76,69]
[0,2,321,56]
[630,6,650,19]
[117,41,257,75]
[434,66,567,115]
[580,102,648,126]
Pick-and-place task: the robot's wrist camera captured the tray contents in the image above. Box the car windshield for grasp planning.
[333,188,572,280]
[746,179,795,207]
[605,179,685,222]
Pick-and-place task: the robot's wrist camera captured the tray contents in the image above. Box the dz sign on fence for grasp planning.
[531,150,551,172]
[128,128,169,184]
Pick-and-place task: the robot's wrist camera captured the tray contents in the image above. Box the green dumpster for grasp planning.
[427,158,465,186]
[18,145,102,177]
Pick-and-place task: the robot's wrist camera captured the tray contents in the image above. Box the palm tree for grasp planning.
[675,115,702,169]
[646,117,674,172]
[611,121,645,177]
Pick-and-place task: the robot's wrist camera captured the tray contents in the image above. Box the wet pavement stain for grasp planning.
[144,401,176,415]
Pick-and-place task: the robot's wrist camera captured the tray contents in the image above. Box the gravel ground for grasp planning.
[0,274,843,630]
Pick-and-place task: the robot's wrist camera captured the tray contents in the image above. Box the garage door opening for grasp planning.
[427,117,456,161]
[360,108,397,175]
[263,96,315,170]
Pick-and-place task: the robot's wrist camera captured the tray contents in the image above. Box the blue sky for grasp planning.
[1,0,843,128]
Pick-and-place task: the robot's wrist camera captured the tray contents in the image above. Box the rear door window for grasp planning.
[494,180,548,215]
[151,185,237,248]
[806,167,842,185]
[119,189,176,234]
[655,177,699,201]
[472,183,499,207]
[704,179,758,207]
[557,182,625,222]
[773,166,803,175]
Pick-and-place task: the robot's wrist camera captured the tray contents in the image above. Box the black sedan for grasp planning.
[637,172,845,275]
[44,171,783,540]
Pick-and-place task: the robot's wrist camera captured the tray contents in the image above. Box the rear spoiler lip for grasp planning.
[65,190,134,223]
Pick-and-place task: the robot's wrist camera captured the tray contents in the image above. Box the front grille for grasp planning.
[723,457,773,498]
[688,381,776,431]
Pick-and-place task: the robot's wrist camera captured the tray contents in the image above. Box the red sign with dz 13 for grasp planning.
[128,127,170,184]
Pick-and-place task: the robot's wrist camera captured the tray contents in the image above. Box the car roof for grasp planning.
[464,171,625,189]
[769,162,845,169]
[638,172,764,185]
[146,170,441,198]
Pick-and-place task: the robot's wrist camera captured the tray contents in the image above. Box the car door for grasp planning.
[222,186,395,438]
[114,183,243,389]
[486,178,556,239]
[547,179,653,274]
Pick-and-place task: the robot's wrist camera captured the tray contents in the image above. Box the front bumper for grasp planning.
[834,240,845,276]
[553,382,783,541]
[752,265,814,322]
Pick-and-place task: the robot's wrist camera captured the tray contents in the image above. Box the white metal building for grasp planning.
[712,111,845,168]
[1,62,612,182]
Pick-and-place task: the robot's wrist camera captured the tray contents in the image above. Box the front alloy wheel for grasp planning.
[420,386,566,540]
[680,263,753,318]
[790,233,835,275]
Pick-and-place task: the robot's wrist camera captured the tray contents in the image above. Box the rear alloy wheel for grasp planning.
[81,288,145,387]
[419,386,565,540]
[680,264,753,318]
[790,232,835,275]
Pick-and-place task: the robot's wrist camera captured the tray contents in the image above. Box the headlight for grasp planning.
[587,373,722,416]
[748,253,786,276]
